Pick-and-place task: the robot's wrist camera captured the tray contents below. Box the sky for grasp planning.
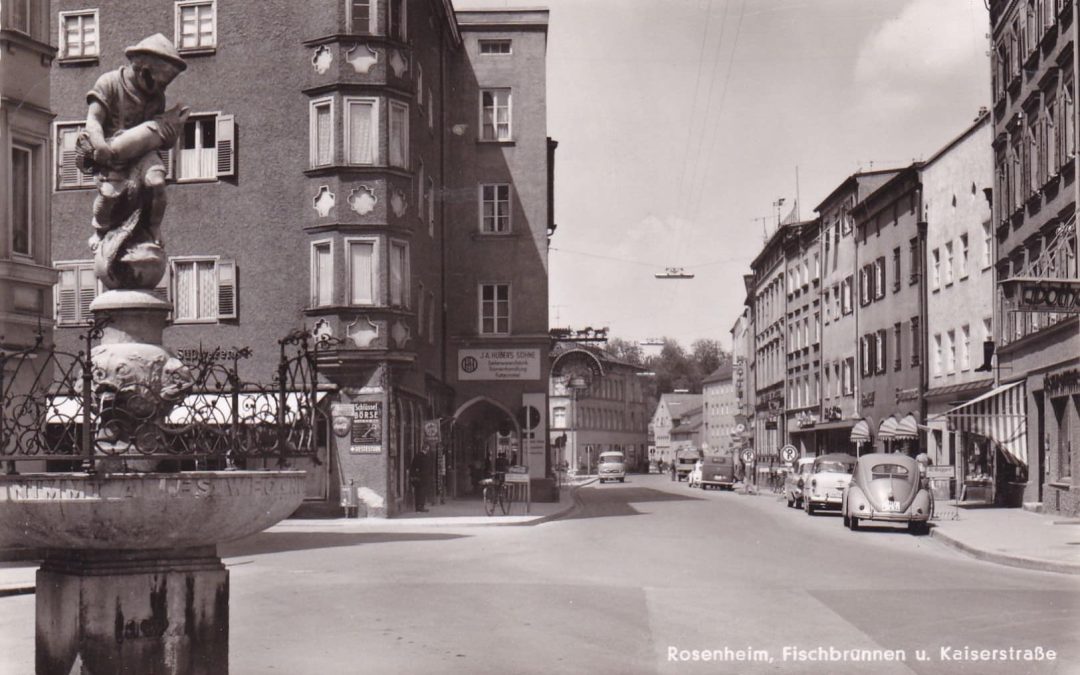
[462,0,992,350]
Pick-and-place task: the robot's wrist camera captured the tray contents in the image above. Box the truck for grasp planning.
[674,449,702,482]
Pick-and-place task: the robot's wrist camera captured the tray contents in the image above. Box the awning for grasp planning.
[944,381,1028,465]
[813,419,856,432]
[878,417,898,440]
[850,419,872,443]
[894,414,919,439]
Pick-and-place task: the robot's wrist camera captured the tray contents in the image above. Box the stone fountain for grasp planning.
[0,35,305,674]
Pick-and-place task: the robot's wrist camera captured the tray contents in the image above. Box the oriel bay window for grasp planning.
[345,97,378,165]
[479,283,510,335]
[311,240,334,307]
[389,101,409,169]
[348,0,374,34]
[389,240,409,308]
[310,97,334,168]
[348,238,378,305]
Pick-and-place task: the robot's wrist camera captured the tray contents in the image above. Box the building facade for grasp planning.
[782,220,821,459]
[988,0,1079,515]
[48,1,554,516]
[749,225,790,471]
[701,362,736,456]
[549,344,649,474]
[648,392,701,464]
[2,1,57,407]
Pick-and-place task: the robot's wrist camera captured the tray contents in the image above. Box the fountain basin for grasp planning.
[0,471,305,550]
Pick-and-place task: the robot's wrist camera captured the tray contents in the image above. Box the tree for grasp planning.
[691,339,726,379]
[602,337,645,366]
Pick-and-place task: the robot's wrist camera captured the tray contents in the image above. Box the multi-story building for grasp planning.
[549,343,649,474]
[814,170,898,454]
[851,164,927,455]
[783,220,821,458]
[920,114,997,491]
[701,362,736,456]
[1,1,57,403]
[669,405,703,456]
[986,0,1078,516]
[48,1,554,516]
[648,392,701,465]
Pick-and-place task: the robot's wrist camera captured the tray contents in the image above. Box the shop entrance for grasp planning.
[451,397,522,496]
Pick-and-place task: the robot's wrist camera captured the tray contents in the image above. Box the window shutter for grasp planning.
[57,269,78,325]
[217,259,237,319]
[151,262,172,321]
[216,114,235,177]
[157,147,174,180]
[78,268,97,323]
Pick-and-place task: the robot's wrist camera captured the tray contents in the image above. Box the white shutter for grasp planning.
[77,267,96,323]
[216,259,237,319]
[57,268,78,325]
[158,147,174,180]
[216,114,235,178]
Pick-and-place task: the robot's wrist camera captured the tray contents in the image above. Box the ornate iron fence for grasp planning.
[1,321,330,473]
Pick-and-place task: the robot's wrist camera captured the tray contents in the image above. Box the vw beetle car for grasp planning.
[784,457,815,508]
[803,453,856,515]
[842,453,932,533]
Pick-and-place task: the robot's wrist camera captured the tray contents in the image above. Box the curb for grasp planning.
[929,527,1080,576]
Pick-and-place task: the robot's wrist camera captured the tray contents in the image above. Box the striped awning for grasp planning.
[878,417,898,440]
[894,414,919,439]
[850,419,872,443]
[945,381,1028,465]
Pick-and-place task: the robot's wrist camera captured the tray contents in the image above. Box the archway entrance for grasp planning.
[451,396,522,496]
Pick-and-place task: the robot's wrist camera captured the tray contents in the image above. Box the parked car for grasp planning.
[597,451,626,483]
[698,455,736,490]
[803,453,856,515]
[687,460,703,488]
[842,453,932,533]
[784,457,815,508]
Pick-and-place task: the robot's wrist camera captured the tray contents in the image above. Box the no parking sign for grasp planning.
[780,445,798,463]
[740,449,754,463]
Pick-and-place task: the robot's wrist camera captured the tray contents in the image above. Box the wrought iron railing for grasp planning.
[0,321,331,474]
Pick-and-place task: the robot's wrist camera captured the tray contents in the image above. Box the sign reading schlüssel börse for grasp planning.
[458,349,540,380]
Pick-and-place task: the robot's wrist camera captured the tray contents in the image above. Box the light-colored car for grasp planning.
[784,457,815,508]
[687,460,703,488]
[598,451,626,483]
[803,453,856,515]
[843,453,932,534]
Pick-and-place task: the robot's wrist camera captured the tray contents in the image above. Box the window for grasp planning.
[961,325,971,370]
[6,0,30,34]
[11,145,32,257]
[841,276,853,314]
[892,247,901,292]
[823,288,831,323]
[944,242,954,285]
[388,0,406,41]
[931,248,941,289]
[860,335,871,377]
[479,283,510,335]
[310,98,334,168]
[959,234,970,279]
[934,334,943,377]
[348,239,377,305]
[389,101,409,169]
[481,184,511,233]
[875,329,886,374]
[893,322,903,371]
[479,39,512,55]
[873,257,886,299]
[389,240,409,308]
[59,10,98,60]
[345,97,378,165]
[553,406,566,428]
[480,89,512,141]
[843,358,854,395]
[946,330,956,374]
[859,265,871,305]
[175,114,235,181]
[55,262,97,326]
[311,241,334,307]
[55,123,96,189]
[175,1,216,53]
[172,258,236,322]
[982,221,993,269]
[348,0,374,34]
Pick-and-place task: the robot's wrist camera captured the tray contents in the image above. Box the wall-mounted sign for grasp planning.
[822,405,843,422]
[350,401,382,453]
[1000,277,1080,313]
[1045,369,1080,398]
[895,387,919,403]
[861,392,876,408]
[458,349,541,381]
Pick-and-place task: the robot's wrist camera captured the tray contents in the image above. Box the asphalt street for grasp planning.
[0,473,1076,674]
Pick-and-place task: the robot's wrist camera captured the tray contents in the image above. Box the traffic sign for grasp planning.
[780,445,798,463]
[740,449,754,463]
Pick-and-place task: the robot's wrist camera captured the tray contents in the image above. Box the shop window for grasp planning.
[175,0,216,53]
[59,9,98,61]
[172,257,236,322]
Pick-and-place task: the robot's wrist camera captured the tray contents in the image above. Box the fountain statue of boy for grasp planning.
[76,33,189,290]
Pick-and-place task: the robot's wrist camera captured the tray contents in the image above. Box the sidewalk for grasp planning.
[928,504,1080,575]
[0,481,588,596]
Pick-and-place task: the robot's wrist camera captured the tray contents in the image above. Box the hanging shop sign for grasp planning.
[1000,277,1080,313]
[822,405,843,422]
[458,349,541,381]
[350,401,382,454]
[861,391,876,408]
[1045,369,1080,398]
